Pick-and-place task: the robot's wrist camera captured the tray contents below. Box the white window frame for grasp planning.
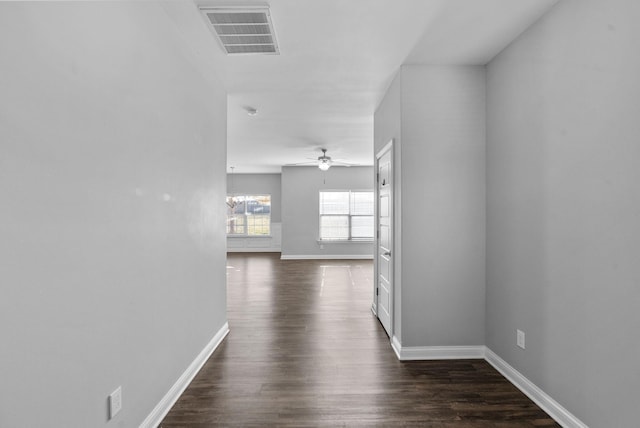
[319,190,374,241]
[226,194,272,237]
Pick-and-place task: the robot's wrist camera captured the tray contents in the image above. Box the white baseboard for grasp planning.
[390,340,587,427]
[138,326,586,428]
[227,249,281,253]
[280,254,374,260]
[391,336,485,360]
[139,322,230,428]
[484,348,588,428]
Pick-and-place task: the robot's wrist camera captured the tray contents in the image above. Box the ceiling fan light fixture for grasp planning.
[318,148,332,170]
[318,159,331,171]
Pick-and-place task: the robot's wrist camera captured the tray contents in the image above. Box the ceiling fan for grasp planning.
[287,148,359,171]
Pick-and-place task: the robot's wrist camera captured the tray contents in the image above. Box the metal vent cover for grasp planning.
[200,6,279,55]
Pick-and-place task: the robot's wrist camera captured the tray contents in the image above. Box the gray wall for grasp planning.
[486,0,640,426]
[227,173,282,222]
[0,3,227,427]
[281,166,374,258]
[374,66,486,347]
[401,66,486,347]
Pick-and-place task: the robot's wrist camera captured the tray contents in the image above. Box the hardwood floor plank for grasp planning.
[160,253,559,427]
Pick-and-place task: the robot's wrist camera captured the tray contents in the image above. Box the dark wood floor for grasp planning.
[160,253,559,427]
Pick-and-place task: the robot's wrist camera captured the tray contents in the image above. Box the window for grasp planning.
[319,191,374,240]
[226,195,271,236]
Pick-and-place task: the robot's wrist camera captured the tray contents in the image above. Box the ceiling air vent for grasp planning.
[200,6,279,55]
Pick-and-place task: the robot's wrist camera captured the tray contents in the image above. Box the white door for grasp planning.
[376,143,393,337]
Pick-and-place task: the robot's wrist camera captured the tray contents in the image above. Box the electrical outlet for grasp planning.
[109,386,122,419]
[517,329,525,349]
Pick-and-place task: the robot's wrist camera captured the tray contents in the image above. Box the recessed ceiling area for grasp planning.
[194,0,559,173]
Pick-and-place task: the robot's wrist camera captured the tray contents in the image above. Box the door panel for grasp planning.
[379,163,390,187]
[380,194,389,218]
[379,253,390,282]
[376,145,393,337]
[378,279,390,322]
[380,224,390,251]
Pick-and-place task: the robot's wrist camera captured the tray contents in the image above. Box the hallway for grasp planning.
[160,253,557,427]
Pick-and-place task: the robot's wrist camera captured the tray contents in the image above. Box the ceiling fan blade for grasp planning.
[283,160,317,166]
[332,160,361,167]
[284,149,363,169]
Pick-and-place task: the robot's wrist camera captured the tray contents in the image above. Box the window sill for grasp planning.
[228,235,273,239]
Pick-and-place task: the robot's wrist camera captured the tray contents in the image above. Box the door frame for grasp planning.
[373,139,394,338]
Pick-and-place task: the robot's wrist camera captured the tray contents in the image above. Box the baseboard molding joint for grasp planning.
[227,249,281,253]
[390,342,588,427]
[280,254,373,260]
[139,322,230,428]
[391,336,484,360]
[484,348,588,428]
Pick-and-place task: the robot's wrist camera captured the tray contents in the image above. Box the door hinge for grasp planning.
[376,172,379,183]
[376,288,379,296]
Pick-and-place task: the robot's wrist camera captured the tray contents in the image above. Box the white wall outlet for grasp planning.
[109,386,122,419]
[517,329,525,349]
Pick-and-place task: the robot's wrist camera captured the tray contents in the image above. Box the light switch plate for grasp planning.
[517,330,525,349]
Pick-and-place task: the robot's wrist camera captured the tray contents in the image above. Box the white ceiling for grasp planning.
[192,0,559,173]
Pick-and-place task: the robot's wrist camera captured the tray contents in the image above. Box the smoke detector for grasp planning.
[200,6,279,55]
